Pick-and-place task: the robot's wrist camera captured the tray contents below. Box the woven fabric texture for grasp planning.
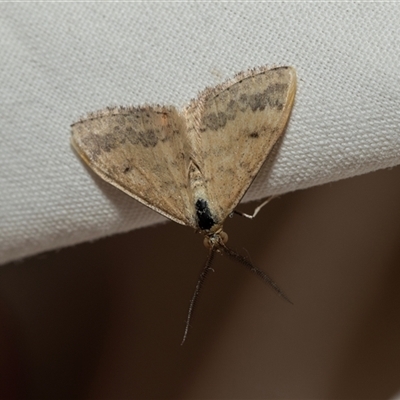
[1,3,400,265]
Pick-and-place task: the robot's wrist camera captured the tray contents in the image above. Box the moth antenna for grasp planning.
[219,243,293,305]
[181,248,215,345]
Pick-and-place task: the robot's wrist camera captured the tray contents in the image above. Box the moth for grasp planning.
[71,65,297,343]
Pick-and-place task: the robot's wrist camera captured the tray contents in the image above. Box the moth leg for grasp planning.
[233,196,277,219]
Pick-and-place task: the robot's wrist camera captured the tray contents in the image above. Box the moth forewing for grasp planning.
[71,106,195,227]
[186,66,297,226]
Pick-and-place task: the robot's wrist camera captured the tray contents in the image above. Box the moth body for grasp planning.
[70,65,297,343]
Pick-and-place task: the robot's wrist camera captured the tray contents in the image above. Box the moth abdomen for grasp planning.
[195,198,216,231]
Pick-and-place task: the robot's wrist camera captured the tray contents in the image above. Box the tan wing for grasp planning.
[185,66,296,225]
[71,106,196,227]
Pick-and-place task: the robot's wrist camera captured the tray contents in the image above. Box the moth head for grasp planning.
[203,229,228,249]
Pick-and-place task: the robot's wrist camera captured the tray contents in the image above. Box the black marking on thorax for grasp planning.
[195,199,215,231]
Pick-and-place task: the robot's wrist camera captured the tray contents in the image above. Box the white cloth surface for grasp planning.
[1,3,400,265]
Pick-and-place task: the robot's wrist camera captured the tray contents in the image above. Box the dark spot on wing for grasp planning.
[249,132,259,138]
[225,99,237,120]
[140,129,158,147]
[81,132,121,157]
[248,84,288,112]
[237,93,249,112]
[203,112,227,130]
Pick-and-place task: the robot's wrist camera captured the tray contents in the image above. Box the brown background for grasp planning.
[1,164,400,399]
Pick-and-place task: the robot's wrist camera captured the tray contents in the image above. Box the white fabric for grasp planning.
[1,3,400,265]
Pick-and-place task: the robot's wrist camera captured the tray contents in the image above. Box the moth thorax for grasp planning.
[203,230,228,249]
[188,160,204,192]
